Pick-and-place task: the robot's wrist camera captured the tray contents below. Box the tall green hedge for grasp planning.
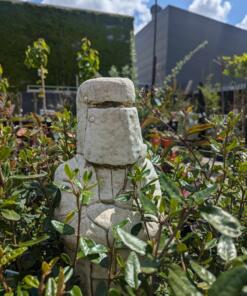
[0,0,134,90]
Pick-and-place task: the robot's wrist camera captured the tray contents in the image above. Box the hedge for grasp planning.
[0,0,134,90]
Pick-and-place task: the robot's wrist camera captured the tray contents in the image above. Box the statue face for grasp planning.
[83,107,146,166]
[76,77,146,166]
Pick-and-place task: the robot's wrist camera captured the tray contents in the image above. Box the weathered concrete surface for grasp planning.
[84,107,146,165]
[77,77,135,105]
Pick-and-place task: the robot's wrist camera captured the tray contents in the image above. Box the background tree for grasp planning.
[222,53,247,79]
[0,64,9,95]
[76,37,100,83]
[222,53,247,135]
[0,64,14,118]
[108,64,136,81]
[108,65,119,77]
[25,38,50,115]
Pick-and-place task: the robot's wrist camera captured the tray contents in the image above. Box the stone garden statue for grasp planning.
[54,78,161,295]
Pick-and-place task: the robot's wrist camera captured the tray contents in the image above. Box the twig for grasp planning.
[133,183,151,240]
[159,208,189,259]
[215,131,229,204]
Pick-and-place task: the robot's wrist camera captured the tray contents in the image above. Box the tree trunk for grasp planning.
[41,67,47,115]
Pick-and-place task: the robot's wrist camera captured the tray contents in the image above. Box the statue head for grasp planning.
[76,77,147,166]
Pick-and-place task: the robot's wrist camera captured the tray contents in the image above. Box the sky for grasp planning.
[21,0,247,33]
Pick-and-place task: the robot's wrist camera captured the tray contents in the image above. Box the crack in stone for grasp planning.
[82,104,89,151]
[110,169,114,199]
[86,162,133,170]
[87,101,132,108]
[94,167,101,202]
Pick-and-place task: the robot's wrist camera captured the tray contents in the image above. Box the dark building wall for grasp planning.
[136,8,169,86]
[167,6,247,89]
[0,0,133,90]
[136,5,247,89]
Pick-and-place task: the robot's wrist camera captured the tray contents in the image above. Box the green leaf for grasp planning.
[4,292,14,296]
[23,275,39,288]
[160,174,183,203]
[239,162,247,172]
[79,237,90,258]
[190,261,216,285]
[1,209,20,221]
[209,266,247,296]
[113,218,130,237]
[115,192,132,202]
[193,185,217,204]
[80,190,93,205]
[125,252,141,289]
[200,206,242,238]
[64,210,76,224]
[116,227,147,255]
[176,243,188,253]
[108,288,121,296]
[64,266,73,283]
[217,235,237,262]
[19,235,49,247]
[17,285,29,296]
[226,138,238,152]
[10,172,47,180]
[125,286,136,296]
[0,147,11,161]
[64,164,75,180]
[168,264,202,296]
[90,244,108,255]
[78,237,107,262]
[139,194,157,215]
[187,123,214,135]
[61,253,71,265]
[51,220,75,235]
[89,252,107,265]
[0,247,27,266]
[210,138,221,153]
[83,170,92,183]
[45,278,57,296]
[140,257,159,274]
[70,286,83,296]
[205,238,218,250]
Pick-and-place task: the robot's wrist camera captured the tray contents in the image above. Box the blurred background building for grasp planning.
[135,5,247,90]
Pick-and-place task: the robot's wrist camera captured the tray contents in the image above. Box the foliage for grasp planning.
[163,40,208,90]
[221,53,247,134]
[108,64,134,80]
[222,53,247,79]
[77,37,100,83]
[2,4,246,294]
[88,111,246,295]
[25,38,50,72]
[108,31,138,83]
[199,77,221,114]
[0,0,133,89]
[108,65,120,77]
[0,108,79,293]
[0,74,247,295]
[0,65,9,94]
[25,38,50,114]
[0,65,15,118]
